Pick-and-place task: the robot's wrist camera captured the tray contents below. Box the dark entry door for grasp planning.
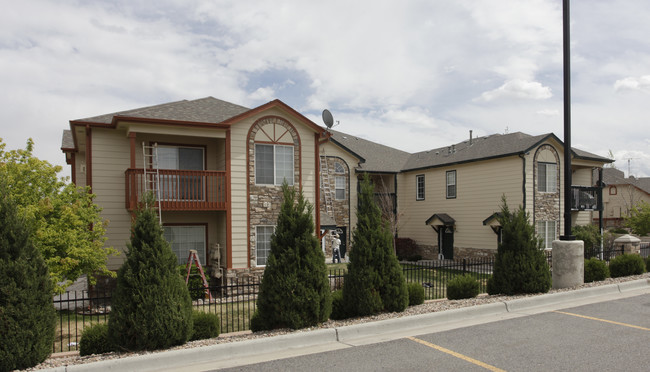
[441,227,454,260]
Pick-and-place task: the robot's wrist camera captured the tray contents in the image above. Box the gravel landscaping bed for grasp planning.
[26,273,650,371]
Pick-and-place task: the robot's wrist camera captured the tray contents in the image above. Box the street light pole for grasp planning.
[561,0,575,241]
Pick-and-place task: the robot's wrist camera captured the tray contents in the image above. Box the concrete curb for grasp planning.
[45,280,650,372]
[51,329,339,372]
[336,302,507,343]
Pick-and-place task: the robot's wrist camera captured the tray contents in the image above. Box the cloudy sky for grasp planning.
[2,0,650,180]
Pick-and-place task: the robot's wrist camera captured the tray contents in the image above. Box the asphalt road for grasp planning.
[214,294,650,372]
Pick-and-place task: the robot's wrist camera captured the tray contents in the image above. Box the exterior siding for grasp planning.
[398,156,523,256]
[90,128,132,269]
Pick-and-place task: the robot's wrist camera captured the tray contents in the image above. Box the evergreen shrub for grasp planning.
[487,196,551,295]
[609,254,646,278]
[252,183,331,331]
[646,256,650,272]
[190,311,220,341]
[108,194,193,351]
[584,258,609,283]
[447,274,480,300]
[79,323,113,356]
[329,289,349,320]
[0,185,56,371]
[343,175,408,316]
[179,264,206,301]
[407,282,425,306]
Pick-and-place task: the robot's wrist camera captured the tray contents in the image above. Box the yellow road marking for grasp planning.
[553,310,650,331]
[407,336,506,372]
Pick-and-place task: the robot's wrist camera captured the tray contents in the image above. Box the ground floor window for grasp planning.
[536,220,557,249]
[163,225,206,265]
[256,226,275,266]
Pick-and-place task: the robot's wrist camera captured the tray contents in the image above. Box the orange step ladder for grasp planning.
[185,250,213,301]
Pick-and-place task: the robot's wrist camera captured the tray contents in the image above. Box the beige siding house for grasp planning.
[62,97,331,282]
[325,131,611,260]
[598,168,650,228]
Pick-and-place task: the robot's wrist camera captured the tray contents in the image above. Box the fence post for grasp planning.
[462,258,467,273]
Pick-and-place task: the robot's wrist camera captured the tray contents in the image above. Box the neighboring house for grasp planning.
[598,168,650,228]
[61,97,612,284]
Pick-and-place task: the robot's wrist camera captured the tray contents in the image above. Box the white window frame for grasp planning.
[538,162,557,193]
[416,174,425,201]
[256,225,275,266]
[536,220,557,249]
[446,170,457,199]
[255,144,294,186]
[163,225,207,266]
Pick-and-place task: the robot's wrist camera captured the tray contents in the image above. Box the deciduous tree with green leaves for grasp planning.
[0,138,116,293]
[625,201,650,236]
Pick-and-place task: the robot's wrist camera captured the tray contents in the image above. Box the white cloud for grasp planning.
[614,76,650,93]
[477,80,553,102]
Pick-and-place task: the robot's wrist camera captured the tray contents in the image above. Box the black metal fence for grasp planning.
[52,244,649,353]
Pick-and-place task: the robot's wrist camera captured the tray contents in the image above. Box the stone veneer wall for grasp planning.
[247,116,301,270]
[320,156,351,256]
[533,144,561,236]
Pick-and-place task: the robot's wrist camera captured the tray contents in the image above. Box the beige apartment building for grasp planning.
[61,97,611,282]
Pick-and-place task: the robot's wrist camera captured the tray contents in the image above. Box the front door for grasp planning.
[440,226,454,260]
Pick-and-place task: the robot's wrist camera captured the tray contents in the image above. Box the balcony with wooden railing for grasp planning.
[571,186,601,211]
[125,169,228,211]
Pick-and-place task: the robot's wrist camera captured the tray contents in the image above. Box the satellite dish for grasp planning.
[322,109,334,129]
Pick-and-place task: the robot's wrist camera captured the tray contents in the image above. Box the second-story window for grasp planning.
[416,174,425,201]
[446,170,457,199]
[335,176,346,200]
[255,144,294,186]
[538,162,557,192]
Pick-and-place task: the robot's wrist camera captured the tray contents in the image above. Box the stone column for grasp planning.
[552,240,584,289]
[614,234,641,255]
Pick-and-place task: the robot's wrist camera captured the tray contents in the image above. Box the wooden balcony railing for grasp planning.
[126,169,227,211]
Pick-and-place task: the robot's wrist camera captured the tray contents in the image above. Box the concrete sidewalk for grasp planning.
[46,279,650,372]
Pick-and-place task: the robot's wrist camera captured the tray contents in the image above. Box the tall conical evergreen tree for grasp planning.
[343,174,408,316]
[487,196,552,295]
[251,183,331,331]
[0,181,55,371]
[108,193,193,350]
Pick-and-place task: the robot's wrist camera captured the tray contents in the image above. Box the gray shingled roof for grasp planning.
[603,168,650,194]
[327,129,411,173]
[61,129,74,149]
[330,130,611,174]
[73,97,250,124]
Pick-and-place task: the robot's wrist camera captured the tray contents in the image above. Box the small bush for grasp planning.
[609,254,646,278]
[190,311,220,341]
[584,258,609,283]
[80,323,113,356]
[609,227,628,235]
[179,265,207,301]
[407,282,425,306]
[646,256,650,273]
[407,255,422,262]
[447,274,480,300]
[329,289,349,320]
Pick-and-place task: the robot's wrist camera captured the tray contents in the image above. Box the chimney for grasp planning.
[469,130,473,146]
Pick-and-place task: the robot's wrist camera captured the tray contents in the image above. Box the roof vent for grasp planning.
[469,130,473,146]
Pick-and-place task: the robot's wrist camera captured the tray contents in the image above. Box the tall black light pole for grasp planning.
[561,0,575,240]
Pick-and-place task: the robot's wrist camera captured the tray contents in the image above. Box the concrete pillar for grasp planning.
[552,240,584,289]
